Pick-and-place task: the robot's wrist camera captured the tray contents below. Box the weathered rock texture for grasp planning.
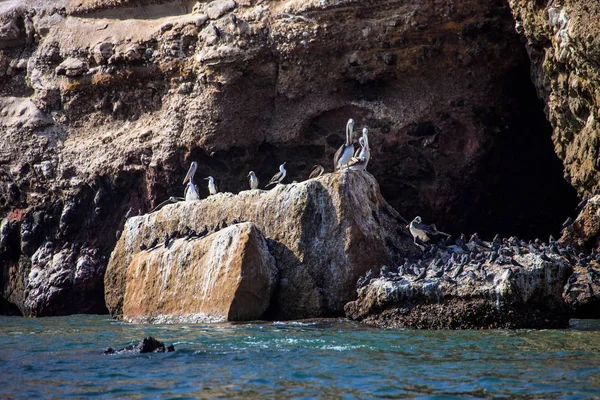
[106,171,415,320]
[118,222,277,323]
[561,194,600,251]
[509,0,600,196]
[346,248,573,329]
[0,0,579,316]
[509,1,600,250]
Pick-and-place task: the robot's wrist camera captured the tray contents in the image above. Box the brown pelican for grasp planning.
[248,171,259,190]
[406,216,450,250]
[205,176,218,195]
[333,119,355,170]
[266,162,287,187]
[348,130,370,171]
[182,162,200,201]
[308,165,324,179]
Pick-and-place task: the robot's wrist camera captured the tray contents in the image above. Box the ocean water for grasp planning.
[1,316,599,399]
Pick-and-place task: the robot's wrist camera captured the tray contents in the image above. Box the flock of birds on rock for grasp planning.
[138,218,245,252]
[136,118,371,251]
[357,206,600,291]
[150,118,370,212]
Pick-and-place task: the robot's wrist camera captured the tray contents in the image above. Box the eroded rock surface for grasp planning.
[509,1,600,199]
[119,222,277,323]
[106,171,415,320]
[345,235,579,329]
[560,194,600,252]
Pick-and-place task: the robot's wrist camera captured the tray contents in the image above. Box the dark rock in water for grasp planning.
[103,337,175,355]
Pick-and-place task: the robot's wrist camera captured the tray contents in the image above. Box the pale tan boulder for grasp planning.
[122,222,277,323]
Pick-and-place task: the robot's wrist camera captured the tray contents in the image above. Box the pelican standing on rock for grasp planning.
[266,162,287,187]
[205,176,218,195]
[182,162,200,201]
[334,118,355,170]
[407,216,450,250]
[248,171,259,190]
[308,165,324,179]
[349,128,371,171]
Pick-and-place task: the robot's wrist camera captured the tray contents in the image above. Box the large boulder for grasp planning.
[119,222,277,323]
[105,171,415,320]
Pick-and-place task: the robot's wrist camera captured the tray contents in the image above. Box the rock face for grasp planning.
[509,1,600,199]
[345,236,575,329]
[0,0,580,316]
[106,171,415,320]
[116,222,277,323]
[560,195,600,252]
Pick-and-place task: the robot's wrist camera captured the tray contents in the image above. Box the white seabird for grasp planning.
[348,128,371,171]
[406,216,450,250]
[182,161,200,201]
[266,162,287,187]
[333,118,355,170]
[205,176,218,195]
[248,171,259,190]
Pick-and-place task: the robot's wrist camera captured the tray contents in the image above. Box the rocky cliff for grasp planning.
[106,171,415,321]
[509,1,600,251]
[0,0,583,316]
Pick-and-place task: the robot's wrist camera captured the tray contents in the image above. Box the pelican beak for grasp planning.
[183,169,193,185]
[204,177,209,181]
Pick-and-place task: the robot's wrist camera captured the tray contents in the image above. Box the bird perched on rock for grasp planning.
[308,165,324,179]
[406,216,450,250]
[248,171,259,190]
[348,128,370,171]
[205,176,218,195]
[266,163,287,187]
[183,162,200,201]
[148,237,159,249]
[333,119,355,170]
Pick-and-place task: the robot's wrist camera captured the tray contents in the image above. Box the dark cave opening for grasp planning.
[447,62,579,241]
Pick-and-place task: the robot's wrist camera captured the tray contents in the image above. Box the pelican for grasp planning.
[348,133,370,171]
[266,162,287,187]
[205,176,218,195]
[333,118,355,170]
[308,165,324,179]
[248,171,259,190]
[182,162,200,201]
[406,216,450,250]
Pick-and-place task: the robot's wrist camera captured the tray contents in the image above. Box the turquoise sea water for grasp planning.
[1,316,600,399]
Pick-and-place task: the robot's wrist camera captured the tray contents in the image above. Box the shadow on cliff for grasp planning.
[448,62,579,240]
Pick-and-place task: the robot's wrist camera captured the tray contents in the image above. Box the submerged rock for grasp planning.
[103,337,175,355]
[105,171,415,321]
[121,222,277,324]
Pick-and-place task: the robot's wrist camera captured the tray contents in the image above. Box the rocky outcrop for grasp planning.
[117,222,277,323]
[106,171,415,320]
[0,0,580,316]
[103,336,175,355]
[561,194,600,251]
[345,235,578,329]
